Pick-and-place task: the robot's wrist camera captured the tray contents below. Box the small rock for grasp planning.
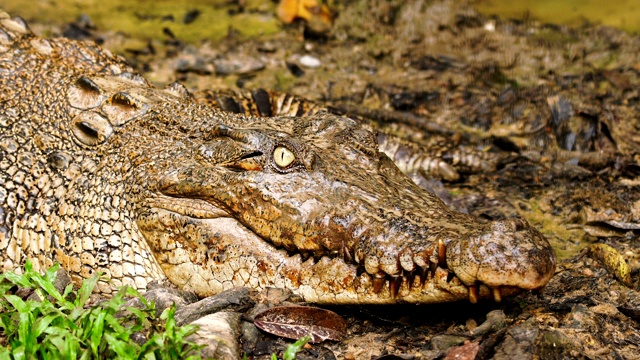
[430,334,468,351]
[590,303,619,317]
[470,310,506,337]
[187,311,241,360]
[175,287,256,326]
[299,55,321,68]
[581,268,594,277]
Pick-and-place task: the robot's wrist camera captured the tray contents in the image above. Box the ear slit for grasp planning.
[240,151,263,160]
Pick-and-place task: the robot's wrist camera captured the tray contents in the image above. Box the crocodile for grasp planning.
[0,11,556,305]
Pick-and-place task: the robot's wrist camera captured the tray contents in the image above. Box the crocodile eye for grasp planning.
[273,146,295,168]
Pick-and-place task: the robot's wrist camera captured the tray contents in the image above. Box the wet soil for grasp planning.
[6,0,640,358]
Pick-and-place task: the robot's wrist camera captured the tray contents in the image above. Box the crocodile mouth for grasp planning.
[144,195,522,303]
[150,159,554,303]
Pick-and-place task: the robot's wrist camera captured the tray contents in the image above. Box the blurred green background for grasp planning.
[0,0,637,43]
[474,0,640,34]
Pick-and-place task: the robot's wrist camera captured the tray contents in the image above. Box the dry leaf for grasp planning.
[444,340,480,360]
[277,0,333,24]
[254,305,347,343]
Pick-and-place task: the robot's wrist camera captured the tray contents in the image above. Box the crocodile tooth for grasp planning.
[531,286,545,295]
[428,260,438,279]
[406,272,416,290]
[445,270,455,283]
[468,285,479,304]
[354,248,365,264]
[372,274,385,294]
[389,275,402,298]
[419,266,429,285]
[492,287,502,303]
[437,239,447,268]
[342,245,353,263]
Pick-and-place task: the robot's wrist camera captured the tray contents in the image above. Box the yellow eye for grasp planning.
[273,146,295,168]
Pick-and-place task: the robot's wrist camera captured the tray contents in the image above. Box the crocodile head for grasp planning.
[134,106,556,304]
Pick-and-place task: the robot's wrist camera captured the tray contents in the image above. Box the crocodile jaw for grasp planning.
[139,209,478,304]
[138,197,553,304]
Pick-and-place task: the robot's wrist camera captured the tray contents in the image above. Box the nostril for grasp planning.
[512,217,527,231]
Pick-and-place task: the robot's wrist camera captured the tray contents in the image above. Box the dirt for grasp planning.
[4,0,639,358]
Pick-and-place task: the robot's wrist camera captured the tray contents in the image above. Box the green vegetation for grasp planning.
[0,261,201,359]
[280,336,311,360]
[257,335,311,360]
[475,0,640,34]
[0,0,281,44]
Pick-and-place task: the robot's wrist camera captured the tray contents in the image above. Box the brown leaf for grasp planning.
[444,340,480,360]
[253,305,347,343]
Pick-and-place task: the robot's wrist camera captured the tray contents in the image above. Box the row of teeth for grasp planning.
[366,266,504,304]
[296,239,506,303]
[349,239,504,303]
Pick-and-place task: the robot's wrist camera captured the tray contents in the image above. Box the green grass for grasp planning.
[0,261,201,359]
[277,336,311,360]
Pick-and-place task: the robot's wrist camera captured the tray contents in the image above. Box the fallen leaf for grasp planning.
[277,0,333,25]
[444,340,480,360]
[254,305,347,343]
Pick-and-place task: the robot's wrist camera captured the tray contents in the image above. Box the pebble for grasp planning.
[582,268,594,276]
[299,55,321,68]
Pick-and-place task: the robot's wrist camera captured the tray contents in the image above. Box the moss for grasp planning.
[518,198,585,261]
[1,0,281,44]
[475,0,640,34]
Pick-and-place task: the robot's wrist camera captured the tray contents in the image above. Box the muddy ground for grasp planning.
[4,0,640,358]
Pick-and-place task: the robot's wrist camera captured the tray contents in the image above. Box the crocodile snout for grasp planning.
[445,217,557,302]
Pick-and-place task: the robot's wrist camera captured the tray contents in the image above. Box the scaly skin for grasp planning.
[0,11,555,304]
[199,88,498,182]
